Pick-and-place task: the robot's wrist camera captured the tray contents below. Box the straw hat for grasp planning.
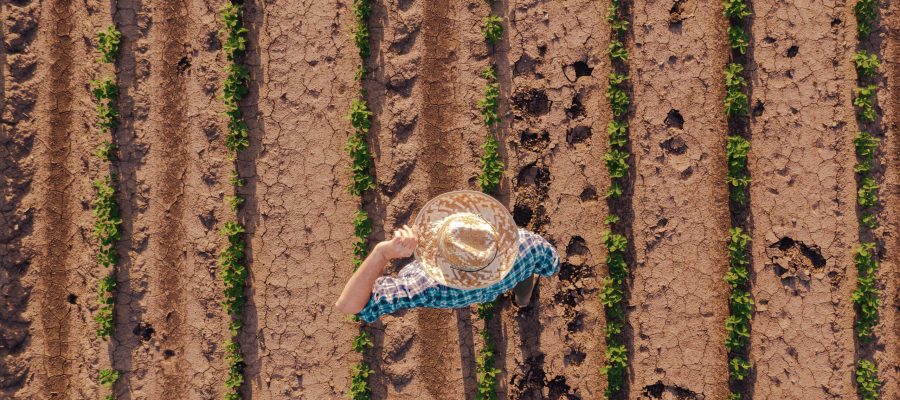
[414,190,518,290]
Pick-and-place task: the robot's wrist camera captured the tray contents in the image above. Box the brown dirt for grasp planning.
[1,0,898,399]
[627,0,732,397]
[745,0,859,397]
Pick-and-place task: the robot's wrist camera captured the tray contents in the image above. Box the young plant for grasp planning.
[219,221,248,316]
[474,302,500,400]
[853,85,878,122]
[727,26,749,54]
[351,210,373,270]
[94,275,116,338]
[856,359,881,399]
[723,0,751,18]
[92,78,119,130]
[224,339,245,400]
[729,356,750,380]
[607,40,628,62]
[604,149,629,179]
[350,363,373,400]
[853,51,881,77]
[478,134,504,194]
[852,243,880,339]
[606,85,630,117]
[725,136,751,204]
[607,120,628,148]
[601,342,627,396]
[99,369,120,388]
[857,177,878,208]
[854,0,878,36]
[482,15,504,44]
[353,331,373,353]
[478,67,501,126]
[97,25,121,63]
[346,99,375,196]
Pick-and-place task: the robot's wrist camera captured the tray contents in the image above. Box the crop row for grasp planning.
[850,2,883,398]
[219,3,251,399]
[474,3,506,399]
[721,0,754,397]
[599,0,632,396]
[346,0,376,398]
[92,24,123,400]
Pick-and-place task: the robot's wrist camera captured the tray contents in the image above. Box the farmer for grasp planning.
[335,190,559,323]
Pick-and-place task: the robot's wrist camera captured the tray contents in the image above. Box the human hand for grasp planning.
[375,225,418,261]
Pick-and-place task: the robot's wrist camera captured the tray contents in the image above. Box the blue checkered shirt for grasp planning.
[357,229,560,323]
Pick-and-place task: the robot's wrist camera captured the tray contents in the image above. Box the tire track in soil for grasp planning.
[126,0,191,397]
[746,0,858,397]
[238,1,361,398]
[20,2,104,398]
[0,0,39,395]
[626,0,731,397]
[874,0,900,395]
[500,0,608,398]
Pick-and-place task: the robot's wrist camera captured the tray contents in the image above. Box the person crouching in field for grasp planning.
[335,190,559,323]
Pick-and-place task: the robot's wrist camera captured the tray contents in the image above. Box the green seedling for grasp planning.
[605,214,621,225]
[723,0,751,18]
[599,276,624,308]
[724,63,747,88]
[221,4,248,61]
[852,243,880,339]
[857,177,878,207]
[92,176,123,269]
[604,232,628,253]
[727,26,749,54]
[854,0,877,36]
[478,134,504,194]
[724,227,751,287]
[606,181,623,198]
[353,331,373,353]
[860,213,878,228]
[608,73,628,86]
[725,136,751,203]
[226,195,244,211]
[351,209,372,270]
[607,40,628,62]
[482,15,504,44]
[94,275,116,338]
[99,368,120,388]
[93,141,116,161]
[856,359,881,400]
[606,86,630,117]
[607,120,628,148]
[853,51,880,77]
[97,25,121,63]
[230,171,245,187]
[729,356,750,380]
[604,149,629,179]
[478,67,500,126]
[219,221,248,316]
[350,362,373,400]
[727,393,742,400]
[601,342,627,396]
[224,339,244,399]
[854,85,878,122]
[92,78,119,130]
[475,328,500,400]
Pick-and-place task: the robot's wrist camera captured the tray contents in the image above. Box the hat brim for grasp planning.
[414,190,518,290]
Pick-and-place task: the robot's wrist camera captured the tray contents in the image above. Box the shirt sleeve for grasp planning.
[522,230,560,277]
[356,261,438,323]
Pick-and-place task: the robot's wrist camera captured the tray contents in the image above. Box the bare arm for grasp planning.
[335,225,417,315]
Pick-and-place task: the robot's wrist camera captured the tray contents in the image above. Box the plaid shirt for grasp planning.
[357,229,559,323]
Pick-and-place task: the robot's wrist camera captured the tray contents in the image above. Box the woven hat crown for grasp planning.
[436,213,498,272]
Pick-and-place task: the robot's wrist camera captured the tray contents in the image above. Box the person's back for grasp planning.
[335,191,560,322]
